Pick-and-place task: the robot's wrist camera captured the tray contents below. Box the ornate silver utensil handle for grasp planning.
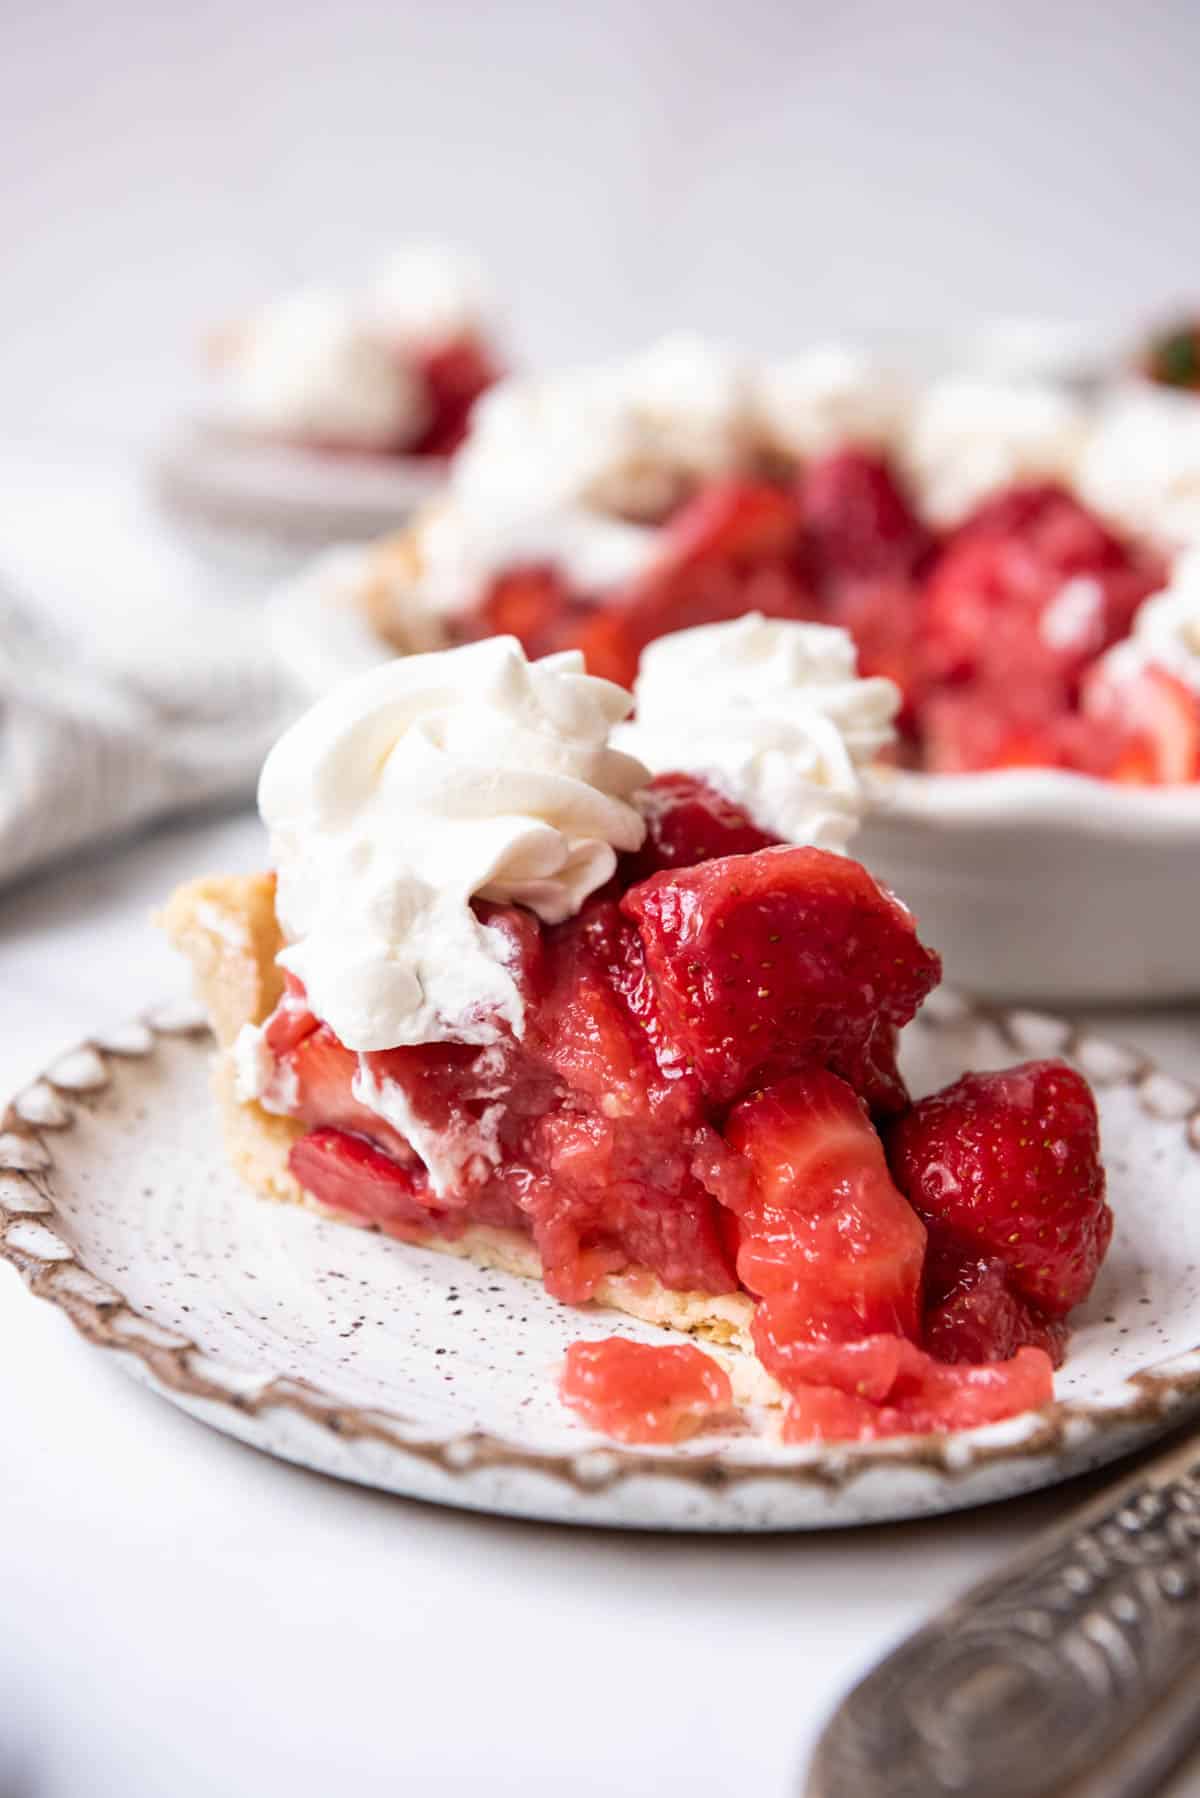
[806,1429,1200,1798]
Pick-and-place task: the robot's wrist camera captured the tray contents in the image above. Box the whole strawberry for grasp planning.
[886,1060,1111,1320]
[799,448,931,591]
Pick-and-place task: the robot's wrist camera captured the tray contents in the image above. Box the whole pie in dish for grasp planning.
[165,627,1112,1444]
[321,333,1200,784]
[210,243,503,460]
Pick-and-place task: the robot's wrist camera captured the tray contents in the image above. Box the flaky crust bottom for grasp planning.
[162,875,781,1406]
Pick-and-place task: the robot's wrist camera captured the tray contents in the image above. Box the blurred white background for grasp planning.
[4,0,1198,442]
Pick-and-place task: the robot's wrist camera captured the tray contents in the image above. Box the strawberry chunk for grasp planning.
[781,1345,1054,1442]
[573,481,816,687]
[262,972,319,1056]
[455,565,591,664]
[722,1071,925,1341]
[716,1069,1053,1441]
[1082,661,1200,785]
[923,1255,1068,1367]
[409,334,502,457]
[520,902,736,1302]
[948,481,1118,553]
[799,449,930,592]
[886,1060,1111,1318]
[560,1337,733,1444]
[286,1026,413,1160]
[656,478,805,570]
[921,484,1160,694]
[827,578,928,738]
[622,846,941,1106]
[575,561,816,688]
[622,772,779,883]
[919,687,1129,777]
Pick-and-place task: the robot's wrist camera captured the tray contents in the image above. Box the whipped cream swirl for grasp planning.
[223,288,428,448]
[614,614,899,850]
[257,639,648,1053]
[365,242,493,349]
[903,377,1087,526]
[756,344,911,460]
[1078,390,1200,549]
[397,369,664,625]
[1109,548,1200,693]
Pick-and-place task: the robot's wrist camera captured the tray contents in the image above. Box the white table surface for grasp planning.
[1,450,1199,1796]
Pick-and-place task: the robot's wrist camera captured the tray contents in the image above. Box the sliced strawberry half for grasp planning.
[284,1026,411,1160]
[623,846,941,1107]
[886,1060,1111,1319]
[288,1128,444,1236]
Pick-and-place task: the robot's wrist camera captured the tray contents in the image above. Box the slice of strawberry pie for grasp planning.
[165,629,1111,1444]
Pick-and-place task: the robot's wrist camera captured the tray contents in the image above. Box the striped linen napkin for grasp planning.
[0,576,303,886]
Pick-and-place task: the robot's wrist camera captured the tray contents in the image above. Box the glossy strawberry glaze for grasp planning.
[452,460,1192,782]
[253,774,1108,1443]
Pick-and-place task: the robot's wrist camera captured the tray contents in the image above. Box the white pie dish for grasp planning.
[2,995,1199,1532]
[258,558,1200,1005]
[858,768,1200,1004]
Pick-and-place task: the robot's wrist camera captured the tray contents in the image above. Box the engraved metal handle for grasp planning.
[806,1430,1200,1798]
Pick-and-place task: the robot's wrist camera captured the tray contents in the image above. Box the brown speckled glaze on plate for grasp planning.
[2,992,1200,1531]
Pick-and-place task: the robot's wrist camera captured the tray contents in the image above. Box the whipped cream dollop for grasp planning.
[224,289,428,448]
[616,333,759,489]
[365,242,492,349]
[255,638,648,1054]
[391,367,665,623]
[1078,391,1200,549]
[903,377,1087,526]
[614,614,899,850]
[463,335,756,514]
[1107,549,1200,693]
[756,344,911,461]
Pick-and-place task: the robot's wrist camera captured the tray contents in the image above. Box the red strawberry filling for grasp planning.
[407,333,504,458]
[448,457,1186,783]
[248,771,1111,1442]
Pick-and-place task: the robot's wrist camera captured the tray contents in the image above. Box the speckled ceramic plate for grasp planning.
[2,994,1199,1531]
